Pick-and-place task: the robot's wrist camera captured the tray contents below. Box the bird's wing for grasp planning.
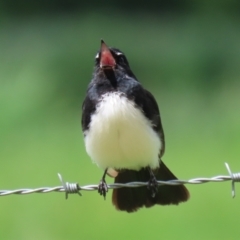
[81,94,97,133]
[130,86,165,158]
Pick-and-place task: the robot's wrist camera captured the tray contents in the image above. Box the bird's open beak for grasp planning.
[100,40,116,69]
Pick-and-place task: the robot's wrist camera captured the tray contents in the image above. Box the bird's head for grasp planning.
[94,40,134,77]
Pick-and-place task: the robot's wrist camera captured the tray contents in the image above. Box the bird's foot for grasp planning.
[98,179,108,199]
[98,169,108,199]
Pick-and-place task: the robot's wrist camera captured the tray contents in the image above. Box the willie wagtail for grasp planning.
[81,40,189,212]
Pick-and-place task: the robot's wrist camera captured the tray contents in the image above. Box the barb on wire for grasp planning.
[225,163,240,197]
[0,162,240,198]
[57,173,81,199]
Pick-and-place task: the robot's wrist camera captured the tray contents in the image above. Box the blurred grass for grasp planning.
[0,10,240,240]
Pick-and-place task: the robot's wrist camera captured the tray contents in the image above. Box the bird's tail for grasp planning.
[112,161,189,212]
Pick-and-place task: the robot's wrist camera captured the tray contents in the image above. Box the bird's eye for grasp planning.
[114,51,126,64]
[117,55,127,65]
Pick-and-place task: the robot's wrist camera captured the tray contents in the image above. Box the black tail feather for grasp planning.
[112,161,189,212]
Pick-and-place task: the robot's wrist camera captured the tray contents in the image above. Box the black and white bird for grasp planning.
[81,40,189,212]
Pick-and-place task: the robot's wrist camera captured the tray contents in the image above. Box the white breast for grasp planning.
[84,92,161,171]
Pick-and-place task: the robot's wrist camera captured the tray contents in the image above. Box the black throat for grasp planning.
[103,68,117,88]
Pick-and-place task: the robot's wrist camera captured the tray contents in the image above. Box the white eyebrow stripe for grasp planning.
[95,53,99,59]
[115,52,123,56]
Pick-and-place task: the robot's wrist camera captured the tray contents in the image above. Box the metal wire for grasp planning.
[0,162,239,198]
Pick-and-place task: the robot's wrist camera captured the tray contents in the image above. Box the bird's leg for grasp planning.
[147,167,158,198]
[98,168,108,199]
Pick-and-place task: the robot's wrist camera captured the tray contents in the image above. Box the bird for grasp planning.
[81,40,189,212]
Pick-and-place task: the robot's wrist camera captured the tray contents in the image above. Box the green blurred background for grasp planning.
[1,1,240,239]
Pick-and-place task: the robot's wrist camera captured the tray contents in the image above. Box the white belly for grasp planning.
[84,92,161,170]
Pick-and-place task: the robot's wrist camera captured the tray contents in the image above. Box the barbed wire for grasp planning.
[0,163,240,199]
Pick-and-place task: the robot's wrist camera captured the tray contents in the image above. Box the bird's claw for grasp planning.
[98,179,108,199]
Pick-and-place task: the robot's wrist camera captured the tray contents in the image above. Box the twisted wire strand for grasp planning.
[0,163,239,198]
